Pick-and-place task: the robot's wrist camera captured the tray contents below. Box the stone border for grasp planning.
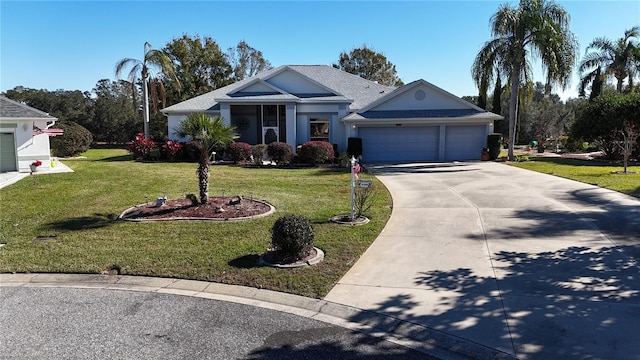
[258,247,325,268]
[118,199,275,222]
[329,214,370,226]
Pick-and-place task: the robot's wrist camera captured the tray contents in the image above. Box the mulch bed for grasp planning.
[120,196,272,221]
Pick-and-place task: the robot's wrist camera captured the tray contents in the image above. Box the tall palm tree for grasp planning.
[175,114,238,204]
[472,0,578,161]
[579,26,640,95]
[115,42,180,138]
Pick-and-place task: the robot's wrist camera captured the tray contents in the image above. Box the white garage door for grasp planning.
[445,125,486,161]
[360,126,439,162]
[0,132,17,172]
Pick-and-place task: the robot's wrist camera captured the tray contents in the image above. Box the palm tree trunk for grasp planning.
[616,77,624,93]
[142,67,151,138]
[508,63,521,161]
[198,151,210,204]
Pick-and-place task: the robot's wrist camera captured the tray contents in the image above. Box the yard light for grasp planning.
[350,156,357,220]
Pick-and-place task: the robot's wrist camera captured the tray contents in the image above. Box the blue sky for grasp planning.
[1,1,639,101]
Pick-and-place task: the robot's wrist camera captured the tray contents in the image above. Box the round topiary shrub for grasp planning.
[227,142,252,163]
[50,121,93,157]
[267,142,293,165]
[271,214,314,262]
[298,141,335,165]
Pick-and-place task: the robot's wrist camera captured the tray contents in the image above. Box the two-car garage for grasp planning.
[359,124,488,163]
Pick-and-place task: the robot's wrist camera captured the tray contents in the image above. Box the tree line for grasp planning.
[2,35,401,144]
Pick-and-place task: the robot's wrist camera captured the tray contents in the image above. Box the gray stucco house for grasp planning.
[162,65,502,162]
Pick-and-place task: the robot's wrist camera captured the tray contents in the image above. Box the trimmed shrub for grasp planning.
[298,141,335,165]
[50,121,93,157]
[267,142,293,164]
[252,144,268,165]
[347,137,363,157]
[487,133,502,160]
[227,142,252,163]
[128,133,157,160]
[161,140,183,161]
[271,215,314,262]
[181,141,201,162]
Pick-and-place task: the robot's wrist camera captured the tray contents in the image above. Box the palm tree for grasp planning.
[175,114,238,204]
[115,42,180,138]
[579,26,640,95]
[472,0,578,161]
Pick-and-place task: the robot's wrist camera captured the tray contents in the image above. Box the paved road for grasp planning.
[1,286,437,360]
[326,162,640,360]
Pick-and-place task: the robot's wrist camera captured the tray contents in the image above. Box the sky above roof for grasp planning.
[1,1,638,101]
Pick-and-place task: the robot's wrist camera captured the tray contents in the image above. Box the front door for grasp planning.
[262,105,279,144]
[263,127,278,144]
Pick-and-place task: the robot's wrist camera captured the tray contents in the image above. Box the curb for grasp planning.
[0,273,517,360]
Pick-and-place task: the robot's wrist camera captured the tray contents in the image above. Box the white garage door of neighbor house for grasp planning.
[445,125,486,161]
[360,126,439,162]
[0,132,17,172]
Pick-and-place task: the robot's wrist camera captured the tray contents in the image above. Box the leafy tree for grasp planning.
[174,114,238,204]
[472,0,578,161]
[4,87,93,125]
[333,45,404,86]
[163,34,232,103]
[571,92,640,159]
[227,40,272,81]
[115,42,180,138]
[91,79,140,143]
[579,26,640,96]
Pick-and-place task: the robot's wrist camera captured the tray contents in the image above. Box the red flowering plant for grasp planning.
[31,160,43,167]
[128,133,157,160]
[162,140,183,161]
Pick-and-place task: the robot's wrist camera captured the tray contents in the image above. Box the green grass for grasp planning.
[508,157,640,198]
[0,149,391,298]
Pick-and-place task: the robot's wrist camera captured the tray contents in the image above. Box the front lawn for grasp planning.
[0,149,391,298]
[508,157,640,198]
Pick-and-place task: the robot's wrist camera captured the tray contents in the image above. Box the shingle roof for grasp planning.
[0,96,57,120]
[162,65,395,113]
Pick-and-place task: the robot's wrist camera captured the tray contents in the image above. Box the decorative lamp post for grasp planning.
[350,156,357,220]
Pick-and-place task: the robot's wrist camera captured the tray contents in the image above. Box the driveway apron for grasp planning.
[325,162,640,360]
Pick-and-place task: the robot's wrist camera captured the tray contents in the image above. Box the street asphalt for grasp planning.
[2,161,639,359]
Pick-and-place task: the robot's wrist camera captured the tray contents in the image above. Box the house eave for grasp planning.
[342,116,499,125]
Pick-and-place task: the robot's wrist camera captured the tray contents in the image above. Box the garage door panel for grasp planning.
[0,133,17,172]
[360,126,439,162]
[445,126,485,161]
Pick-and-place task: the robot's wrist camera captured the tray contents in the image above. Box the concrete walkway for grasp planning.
[0,160,73,189]
[325,162,640,360]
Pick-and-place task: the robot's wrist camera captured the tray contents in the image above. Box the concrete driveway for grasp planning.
[325,162,640,360]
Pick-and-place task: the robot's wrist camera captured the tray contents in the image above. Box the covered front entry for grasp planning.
[360,126,439,162]
[0,132,17,172]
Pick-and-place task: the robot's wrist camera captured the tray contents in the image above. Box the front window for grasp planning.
[310,118,329,142]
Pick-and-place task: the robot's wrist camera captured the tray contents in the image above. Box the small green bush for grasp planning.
[50,121,93,157]
[271,215,314,262]
[252,144,268,165]
[267,142,293,164]
[298,141,335,165]
[487,133,502,160]
[227,142,252,163]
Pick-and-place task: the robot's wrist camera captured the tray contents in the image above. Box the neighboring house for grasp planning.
[163,65,502,162]
[0,96,58,172]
